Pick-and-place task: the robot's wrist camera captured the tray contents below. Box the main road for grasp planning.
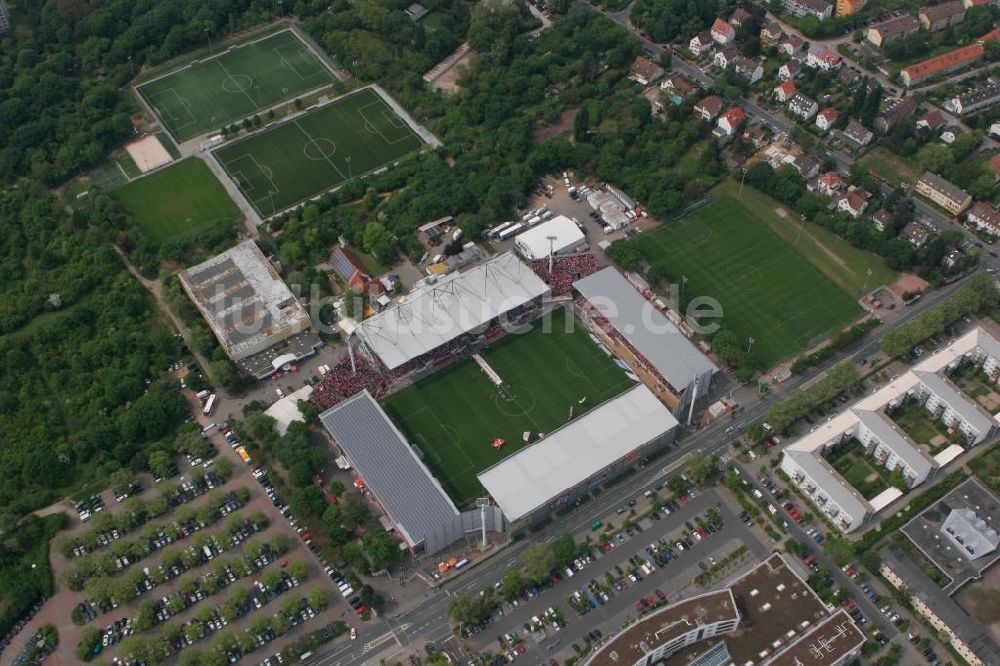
[305,273,974,666]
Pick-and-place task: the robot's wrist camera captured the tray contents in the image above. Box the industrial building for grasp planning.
[178,241,321,378]
[781,327,1000,532]
[513,215,586,260]
[477,384,679,529]
[573,268,718,419]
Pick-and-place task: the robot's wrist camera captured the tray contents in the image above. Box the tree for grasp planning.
[343,498,371,529]
[289,487,327,518]
[522,542,556,582]
[308,586,331,611]
[502,570,525,599]
[667,475,689,497]
[822,536,856,567]
[287,560,309,581]
[552,533,576,568]
[684,451,717,484]
[916,143,955,175]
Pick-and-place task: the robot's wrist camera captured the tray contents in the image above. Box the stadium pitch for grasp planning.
[212,87,423,216]
[381,307,635,507]
[110,158,242,244]
[137,30,336,142]
[624,193,862,367]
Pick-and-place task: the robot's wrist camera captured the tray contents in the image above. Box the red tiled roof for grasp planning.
[712,17,735,38]
[720,106,746,126]
[902,28,1000,83]
[776,81,797,97]
[819,107,839,122]
[991,154,1000,177]
[918,109,945,129]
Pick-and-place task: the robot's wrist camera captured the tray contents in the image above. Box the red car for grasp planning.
[635,601,645,611]
[517,645,526,654]
[680,496,688,505]
[646,596,655,606]
[655,589,665,599]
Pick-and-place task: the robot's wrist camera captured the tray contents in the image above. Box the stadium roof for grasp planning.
[178,241,312,361]
[572,268,717,392]
[513,216,585,260]
[477,384,678,522]
[319,391,458,548]
[356,252,549,370]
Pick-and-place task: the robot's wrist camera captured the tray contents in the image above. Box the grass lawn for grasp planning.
[353,250,389,277]
[138,30,336,142]
[626,186,865,367]
[213,87,422,216]
[858,147,922,187]
[719,181,898,295]
[892,404,943,445]
[828,442,889,500]
[110,158,242,244]
[381,308,634,507]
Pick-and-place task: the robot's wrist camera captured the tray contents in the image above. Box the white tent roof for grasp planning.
[356,252,549,370]
[514,216,585,260]
[263,385,313,436]
[478,385,678,522]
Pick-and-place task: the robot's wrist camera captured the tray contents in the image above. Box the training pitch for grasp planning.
[137,30,336,142]
[381,308,635,507]
[213,87,423,216]
[627,194,862,367]
[110,158,242,244]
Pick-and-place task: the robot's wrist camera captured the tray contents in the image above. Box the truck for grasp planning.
[196,389,210,402]
[202,394,217,416]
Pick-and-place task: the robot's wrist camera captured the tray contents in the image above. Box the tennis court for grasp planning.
[212,87,423,216]
[137,30,335,142]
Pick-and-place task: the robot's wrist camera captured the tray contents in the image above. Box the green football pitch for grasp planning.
[381,308,635,507]
[137,31,336,142]
[110,158,241,244]
[213,87,422,216]
[626,194,862,368]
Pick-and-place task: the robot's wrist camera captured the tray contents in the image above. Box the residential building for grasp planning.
[944,82,1000,115]
[991,154,1000,181]
[817,171,844,196]
[943,247,964,267]
[816,107,839,131]
[836,0,866,15]
[781,35,805,56]
[694,95,724,121]
[716,107,747,136]
[793,153,820,179]
[806,45,843,71]
[731,8,752,27]
[903,221,931,247]
[968,201,1000,236]
[778,60,801,80]
[689,30,714,56]
[711,17,736,44]
[899,27,1000,87]
[991,122,1000,139]
[866,15,921,47]
[714,45,739,69]
[915,171,972,214]
[782,0,833,20]
[735,56,764,84]
[781,327,1000,532]
[660,74,694,98]
[775,80,797,102]
[874,95,918,133]
[788,92,818,119]
[919,1,966,31]
[879,543,1000,666]
[404,3,429,21]
[642,87,664,114]
[872,209,892,232]
[628,56,664,86]
[843,119,874,146]
[917,109,945,131]
[940,126,959,144]
[761,20,783,47]
[837,190,868,218]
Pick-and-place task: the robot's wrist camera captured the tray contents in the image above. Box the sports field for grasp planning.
[137,31,336,142]
[629,193,862,367]
[110,158,242,244]
[381,308,635,507]
[213,87,423,216]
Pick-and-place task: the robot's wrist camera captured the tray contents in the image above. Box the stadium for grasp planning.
[315,251,718,553]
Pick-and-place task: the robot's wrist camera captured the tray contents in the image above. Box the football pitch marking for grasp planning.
[149,88,197,132]
[292,121,348,181]
[358,101,414,146]
[224,154,280,205]
[273,42,325,80]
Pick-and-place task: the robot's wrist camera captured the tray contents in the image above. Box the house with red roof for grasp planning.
[775,80,797,102]
[837,190,868,218]
[711,17,736,44]
[916,109,945,131]
[816,107,839,132]
[715,107,746,136]
[901,28,1000,86]
[817,171,845,196]
[694,95,724,121]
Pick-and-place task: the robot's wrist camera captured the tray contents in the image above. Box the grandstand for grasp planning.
[573,267,718,419]
[529,252,599,297]
[355,252,549,377]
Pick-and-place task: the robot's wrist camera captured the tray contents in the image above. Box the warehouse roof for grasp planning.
[319,391,458,548]
[478,384,678,522]
[573,268,717,392]
[356,252,548,370]
[514,216,586,260]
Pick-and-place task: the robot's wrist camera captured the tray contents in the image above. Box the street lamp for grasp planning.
[345,156,352,180]
[747,336,755,354]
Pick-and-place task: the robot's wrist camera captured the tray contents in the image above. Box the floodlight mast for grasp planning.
[547,235,557,273]
[476,497,491,550]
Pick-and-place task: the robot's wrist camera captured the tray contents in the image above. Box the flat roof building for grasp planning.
[514,215,586,260]
[478,384,678,526]
[178,241,319,373]
[573,268,717,417]
[356,252,548,372]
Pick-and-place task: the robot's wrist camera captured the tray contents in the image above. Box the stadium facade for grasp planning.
[178,241,322,378]
[781,326,1000,533]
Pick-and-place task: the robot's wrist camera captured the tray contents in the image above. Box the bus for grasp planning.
[497,223,524,241]
[454,558,470,570]
[203,394,217,415]
[489,221,513,239]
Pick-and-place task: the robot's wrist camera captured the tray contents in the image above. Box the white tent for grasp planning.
[513,216,586,260]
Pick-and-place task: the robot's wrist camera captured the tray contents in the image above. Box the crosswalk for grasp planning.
[718,452,734,465]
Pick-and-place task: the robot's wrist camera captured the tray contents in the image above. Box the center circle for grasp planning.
[493,383,536,418]
[222,74,253,93]
[303,138,337,161]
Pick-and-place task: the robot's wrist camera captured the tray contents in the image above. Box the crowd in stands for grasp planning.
[529,253,599,297]
[310,353,391,409]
